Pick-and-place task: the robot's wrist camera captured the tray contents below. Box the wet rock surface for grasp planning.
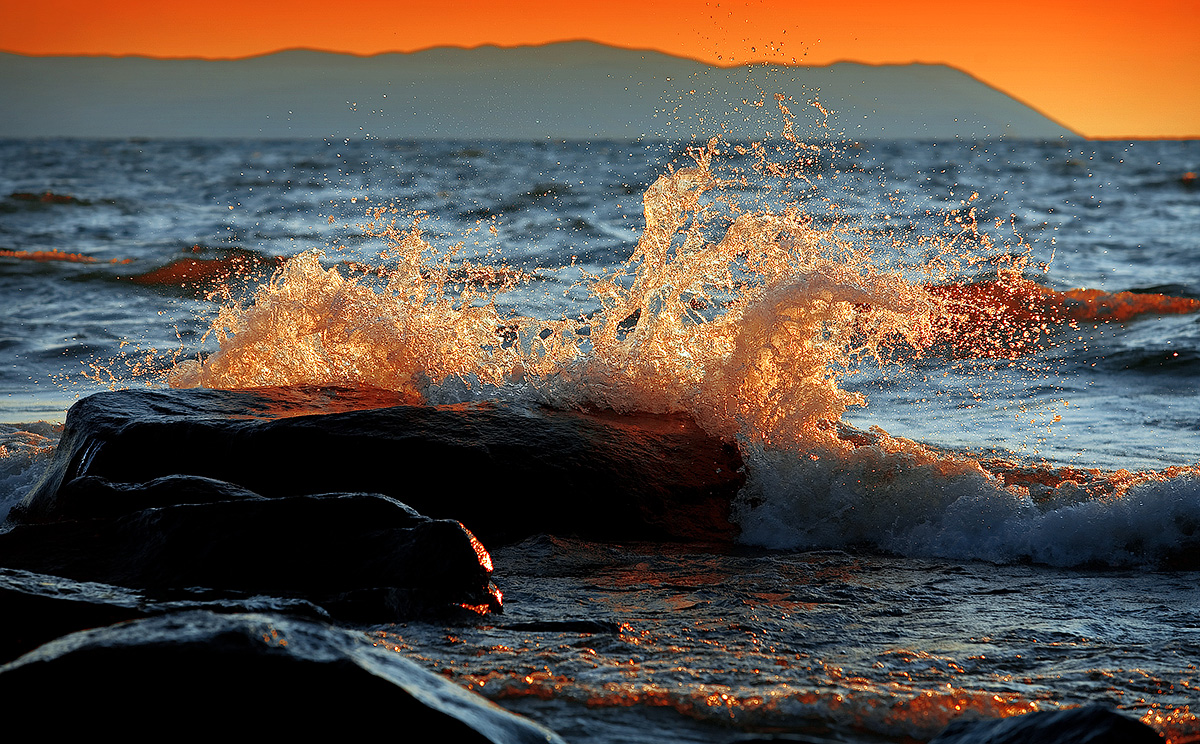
[16,387,745,544]
[0,566,331,664]
[0,610,565,741]
[0,490,499,622]
[0,386,746,742]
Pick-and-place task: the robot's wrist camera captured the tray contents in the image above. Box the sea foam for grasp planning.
[156,136,1200,568]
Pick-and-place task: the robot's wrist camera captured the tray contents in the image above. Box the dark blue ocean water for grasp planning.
[2,138,1197,466]
[0,138,1198,742]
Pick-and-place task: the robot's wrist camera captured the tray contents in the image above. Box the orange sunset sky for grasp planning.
[2,0,1197,138]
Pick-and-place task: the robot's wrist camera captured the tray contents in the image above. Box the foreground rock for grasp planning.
[16,387,745,543]
[0,567,331,664]
[929,705,1164,743]
[0,610,565,741]
[0,567,146,664]
[0,490,499,623]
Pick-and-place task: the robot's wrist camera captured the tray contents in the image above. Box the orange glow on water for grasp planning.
[1143,707,1200,744]
[452,663,1049,737]
[0,249,131,265]
[1057,287,1200,322]
[928,276,1200,359]
[129,251,283,288]
[443,646,1191,740]
[367,526,1198,741]
[7,191,89,204]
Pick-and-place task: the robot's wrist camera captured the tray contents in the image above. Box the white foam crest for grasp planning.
[736,439,1200,567]
[1012,473,1200,566]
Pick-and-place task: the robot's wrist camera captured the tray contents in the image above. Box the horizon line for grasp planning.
[6,41,1194,139]
[0,38,1025,73]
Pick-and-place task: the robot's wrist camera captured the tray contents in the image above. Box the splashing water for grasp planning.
[160,134,1200,567]
[170,140,937,448]
[20,132,1198,743]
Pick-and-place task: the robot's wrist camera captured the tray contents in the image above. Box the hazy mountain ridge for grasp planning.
[0,41,1078,139]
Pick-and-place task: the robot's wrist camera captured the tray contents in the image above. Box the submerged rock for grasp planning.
[930,705,1164,743]
[0,610,565,741]
[17,387,744,543]
[8,191,89,204]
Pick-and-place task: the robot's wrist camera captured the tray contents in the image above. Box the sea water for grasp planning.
[0,134,1197,741]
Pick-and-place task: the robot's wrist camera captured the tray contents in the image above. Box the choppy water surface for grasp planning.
[1,136,1198,741]
[386,538,1199,743]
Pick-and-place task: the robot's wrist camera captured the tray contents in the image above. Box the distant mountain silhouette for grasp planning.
[0,42,1078,140]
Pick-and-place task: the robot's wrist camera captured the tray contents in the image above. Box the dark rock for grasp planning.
[16,387,745,544]
[0,610,566,741]
[0,492,500,622]
[0,567,146,664]
[55,473,266,520]
[149,592,332,620]
[0,567,332,664]
[929,705,1164,744]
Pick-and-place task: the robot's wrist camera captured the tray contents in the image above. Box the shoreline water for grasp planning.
[1,135,1198,741]
[4,385,1197,742]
